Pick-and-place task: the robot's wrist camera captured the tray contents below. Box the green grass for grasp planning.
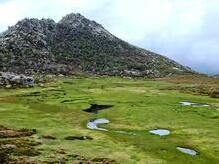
[0,76,219,163]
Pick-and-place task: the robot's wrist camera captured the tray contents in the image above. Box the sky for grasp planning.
[0,0,218,74]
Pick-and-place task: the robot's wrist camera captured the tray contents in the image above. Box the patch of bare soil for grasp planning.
[0,126,36,138]
[0,125,117,163]
[66,154,118,164]
[0,125,39,163]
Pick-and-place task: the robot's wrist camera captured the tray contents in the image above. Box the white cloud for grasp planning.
[99,0,205,42]
[0,0,107,29]
[0,0,32,28]
[0,0,218,74]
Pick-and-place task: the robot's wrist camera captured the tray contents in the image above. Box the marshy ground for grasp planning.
[0,76,218,163]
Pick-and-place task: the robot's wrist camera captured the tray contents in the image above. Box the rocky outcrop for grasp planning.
[0,72,34,87]
[0,13,193,77]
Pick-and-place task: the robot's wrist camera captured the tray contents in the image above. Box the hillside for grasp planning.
[0,13,192,77]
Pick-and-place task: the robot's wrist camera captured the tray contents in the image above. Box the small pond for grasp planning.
[177,147,198,156]
[149,129,170,136]
[87,118,110,131]
[180,101,209,107]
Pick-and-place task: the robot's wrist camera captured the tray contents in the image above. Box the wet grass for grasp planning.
[0,76,219,163]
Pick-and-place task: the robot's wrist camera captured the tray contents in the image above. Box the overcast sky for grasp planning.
[0,0,218,74]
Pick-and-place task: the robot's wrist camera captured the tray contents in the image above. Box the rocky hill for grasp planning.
[0,13,193,77]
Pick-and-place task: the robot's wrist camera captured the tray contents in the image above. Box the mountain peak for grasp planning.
[58,13,114,39]
[59,13,99,28]
[9,18,55,31]
[0,13,193,77]
[59,13,85,23]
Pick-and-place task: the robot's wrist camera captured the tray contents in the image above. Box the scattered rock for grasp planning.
[0,146,12,163]
[210,89,219,98]
[39,83,45,87]
[42,135,56,140]
[0,72,34,88]
[0,127,36,138]
[91,157,117,163]
[64,136,93,140]
[0,131,40,163]
[67,154,89,161]
[67,154,117,163]
[29,140,43,146]
[5,84,12,88]
[13,156,36,164]
[56,149,66,155]
[2,144,16,150]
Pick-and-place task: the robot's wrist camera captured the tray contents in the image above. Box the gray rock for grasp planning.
[0,72,34,87]
[0,13,194,77]
[2,144,16,149]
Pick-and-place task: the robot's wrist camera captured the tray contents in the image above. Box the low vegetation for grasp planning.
[158,74,219,98]
[0,75,218,163]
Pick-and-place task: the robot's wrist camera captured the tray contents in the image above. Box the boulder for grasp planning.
[0,72,34,87]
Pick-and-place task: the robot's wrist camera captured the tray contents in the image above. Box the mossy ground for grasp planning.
[0,76,218,163]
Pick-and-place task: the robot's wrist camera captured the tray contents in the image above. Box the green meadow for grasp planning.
[0,76,219,163]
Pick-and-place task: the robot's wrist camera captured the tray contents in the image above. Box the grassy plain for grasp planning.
[0,76,219,163]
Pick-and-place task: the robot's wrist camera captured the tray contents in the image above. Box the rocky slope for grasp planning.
[0,13,193,77]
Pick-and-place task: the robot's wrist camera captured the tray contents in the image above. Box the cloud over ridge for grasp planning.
[0,0,218,74]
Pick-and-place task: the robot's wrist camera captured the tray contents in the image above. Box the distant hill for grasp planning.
[0,13,193,77]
